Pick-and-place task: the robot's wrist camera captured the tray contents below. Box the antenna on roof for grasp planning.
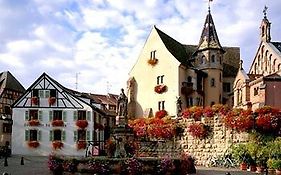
[75,72,80,90]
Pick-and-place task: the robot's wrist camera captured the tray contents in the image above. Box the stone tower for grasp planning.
[260,6,271,43]
[193,9,225,106]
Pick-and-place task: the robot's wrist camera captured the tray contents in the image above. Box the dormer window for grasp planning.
[211,55,215,63]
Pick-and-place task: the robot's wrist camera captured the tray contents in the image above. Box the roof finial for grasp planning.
[239,60,243,70]
[263,5,268,19]
[208,0,213,13]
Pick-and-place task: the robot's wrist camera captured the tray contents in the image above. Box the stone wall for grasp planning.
[179,115,249,166]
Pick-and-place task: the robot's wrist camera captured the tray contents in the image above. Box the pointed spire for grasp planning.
[195,10,224,53]
[260,5,271,42]
[239,60,243,70]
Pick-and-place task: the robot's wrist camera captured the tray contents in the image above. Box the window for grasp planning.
[158,101,165,110]
[53,110,62,120]
[219,73,222,82]
[50,89,57,98]
[211,101,215,106]
[150,50,156,59]
[223,83,231,93]
[157,75,164,84]
[211,78,215,87]
[25,129,40,141]
[219,56,222,64]
[53,130,62,141]
[3,123,12,133]
[211,55,215,62]
[187,76,192,83]
[254,87,259,96]
[78,129,86,141]
[78,110,86,120]
[38,90,51,98]
[29,110,39,120]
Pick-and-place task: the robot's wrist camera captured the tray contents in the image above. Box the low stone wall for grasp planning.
[179,115,249,166]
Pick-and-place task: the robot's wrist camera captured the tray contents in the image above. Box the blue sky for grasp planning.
[0,0,280,94]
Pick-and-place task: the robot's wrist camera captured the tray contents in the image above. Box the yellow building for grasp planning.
[128,10,240,118]
[234,9,281,110]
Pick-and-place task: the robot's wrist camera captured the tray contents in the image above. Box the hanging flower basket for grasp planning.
[147,58,158,66]
[77,141,87,150]
[52,141,63,150]
[48,97,56,105]
[76,120,88,129]
[28,119,40,126]
[28,141,40,148]
[154,85,167,94]
[31,97,38,105]
[52,120,64,127]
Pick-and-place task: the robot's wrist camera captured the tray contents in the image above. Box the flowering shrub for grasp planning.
[87,159,109,174]
[129,116,176,140]
[77,141,87,150]
[212,104,229,115]
[52,120,64,127]
[28,119,40,126]
[124,157,142,175]
[31,96,38,105]
[154,84,167,94]
[27,140,40,148]
[76,120,88,128]
[203,106,214,118]
[224,108,254,132]
[147,58,158,66]
[188,122,209,139]
[48,154,63,172]
[155,110,168,119]
[48,97,56,105]
[62,160,77,173]
[105,139,116,157]
[52,141,63,150]
[182,106,203,120]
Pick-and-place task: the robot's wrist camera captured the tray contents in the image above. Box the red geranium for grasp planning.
[76,120,88,128]
[203,106,214,118]
[52,141,63,150]
[154,85,167,94]
[188,122,209,139]
[155,110,168,119]
[28,141,40,148]
[77,141,87,150]
[48,97,56,105]
[51,120,64,127]
[28,119,40,126]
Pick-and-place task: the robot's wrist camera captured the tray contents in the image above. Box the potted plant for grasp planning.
[231,144,250,170]
[255,146,268,173]
[267,159,275,175]
[272,159,281,175]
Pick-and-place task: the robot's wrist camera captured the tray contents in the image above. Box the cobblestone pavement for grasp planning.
[0,156,263,175]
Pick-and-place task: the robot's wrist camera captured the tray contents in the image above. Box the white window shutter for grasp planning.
[62,130,66,141]
[86,130,90,141]
[25,111,29,121]
[45,90,50,98]
[39,90,44,98]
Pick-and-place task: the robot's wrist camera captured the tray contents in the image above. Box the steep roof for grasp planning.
[0,71,25,93]
[195,11,224,53]
[271,42,281,53]
[154,26,190,66]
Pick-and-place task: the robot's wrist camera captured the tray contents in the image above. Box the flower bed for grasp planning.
[27,141,40,148]
[48,154,196,175]
[52,120,64,127]
[76,120,88,129]
[188,122,210,139]
[154,84,167,94]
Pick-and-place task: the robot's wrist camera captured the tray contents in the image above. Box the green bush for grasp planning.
[231,144,251,163]
[272,159,281,170]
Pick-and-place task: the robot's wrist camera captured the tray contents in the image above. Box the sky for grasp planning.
[0,0,281,95]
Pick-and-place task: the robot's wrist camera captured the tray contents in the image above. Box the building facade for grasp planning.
[128,10,240,118]
[233,10,281,110]
[0,71,25,147]
[12,73,107,156]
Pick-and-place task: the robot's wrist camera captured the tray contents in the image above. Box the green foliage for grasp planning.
[231,144,251,163]
[272,159,281,170]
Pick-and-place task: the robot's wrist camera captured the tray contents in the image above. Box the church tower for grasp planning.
[260,6,271,42]
[193,8,225,106]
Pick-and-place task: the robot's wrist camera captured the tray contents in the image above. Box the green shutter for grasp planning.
[49,130,53,141]
[38,111,43,121]
[86,111,91,121]
[39,90,44,98]
[25,130,29,141]
[73,111,78,121]
[38,130,42,141]
[45,90,50,98]
[86,130,90,141]
[62,111,67,121]
[49,111,53,121]
[62,131,66,141]
[25,111,29,121]
[74,131,78,142]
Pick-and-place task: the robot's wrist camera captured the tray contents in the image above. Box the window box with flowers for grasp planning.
[52,120,64,127]
[154,85,167,94]
[31,96,38,105]
[77,141,87,150]
[28,140,40,148]
[49,97,56,105]
[147,58,158,66]
[28,119,40,126]
[76,120,88,129]
[155,110,168,119]
[52,141,63,150]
